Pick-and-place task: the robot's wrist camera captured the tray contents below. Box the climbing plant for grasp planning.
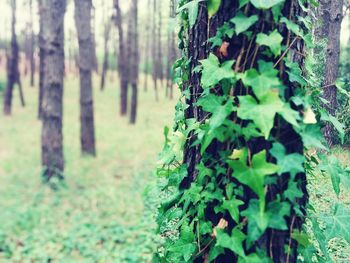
[155,0,349,262]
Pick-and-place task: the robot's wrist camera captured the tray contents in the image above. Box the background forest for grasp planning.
[0,0,349,262]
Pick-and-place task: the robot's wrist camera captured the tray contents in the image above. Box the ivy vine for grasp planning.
[155,0,349,262]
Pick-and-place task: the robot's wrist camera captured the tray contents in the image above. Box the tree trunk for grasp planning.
[315,0,344,146]
[129,0,138,124]
[29,0,35,87]
[114,0,128,116]
[159,1,308,262]
[38,0,47,119]
[75,0,96,156]
[166,0,176,100]
[152,0,159,102]
[100,19,112,91]
[3,0,24,115]
[143,0,151,92]
[41,0,66,180]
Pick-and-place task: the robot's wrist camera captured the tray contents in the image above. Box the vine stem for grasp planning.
[274,36,299,68]
[286,215,296,263]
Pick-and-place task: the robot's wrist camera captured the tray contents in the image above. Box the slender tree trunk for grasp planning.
[166,0,176,100]
[100,19,112,91]
[38,0,47,119]
[315,0,344,146]
[3,0,23,115]
[114,0,128,115]
[129,0,138,124]
[41,0,66,180]
[29,0,35,87]
[152,0,159,101]
[75,0,96,156]
[143,0,151,92]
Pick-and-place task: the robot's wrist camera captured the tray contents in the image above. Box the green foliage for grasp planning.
[156,0,350,262]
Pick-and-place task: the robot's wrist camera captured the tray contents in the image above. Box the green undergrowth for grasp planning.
[0,72,174,262]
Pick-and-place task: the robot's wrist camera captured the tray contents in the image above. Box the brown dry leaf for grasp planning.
[219,41,230,58]
[212,218,228,237]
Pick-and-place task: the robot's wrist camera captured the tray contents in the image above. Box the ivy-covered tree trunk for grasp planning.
[114,0,128,116]
[41,0,66,179]
[75,0,96,156]
[157,1,311,262]
[166,0,177,100]
[315,0,344,147]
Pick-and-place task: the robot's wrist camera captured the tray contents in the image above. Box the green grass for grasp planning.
[0,72,176,262]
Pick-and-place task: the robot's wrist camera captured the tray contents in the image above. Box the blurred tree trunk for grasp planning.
[315,0,344,146]
[129,0,138,124]
[38,0,47,119]
[114,0,128,115]
[41,0,66,180]
[156,0,164,91]
[152,0,159,101]
[75,0,97,156]
[3,0,25,115]
[143,0,151,92]
[29,0,35,87]
[166,0,176,100]
[100,18,112,91]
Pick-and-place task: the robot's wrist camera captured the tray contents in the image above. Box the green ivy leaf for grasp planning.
[229,150,279,209]
[230,12,258,35]
[250,0,285,9]
[319,203,350,244]
[299,124,328,151]
[270,142,304,178]
[200,54,235,88]
[216,228,246,257]
[237,92,282,139]
[178,0,204,28]
[197,94,235,131]
[240,60,281,100]
[256,29,283,57]
[280,17,303,37]
[216,198,244,223]
[208,0,221,18]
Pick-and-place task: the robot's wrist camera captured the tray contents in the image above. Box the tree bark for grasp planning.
[100,18,112,91]
[152,0,159,101]
[75,0,97,156]
[315,0,344,146]
[143,0,151,92]
[114,0,128,115]
[41,0,66,180]
[179,1,307,261]
[38,0,47,119]
[129,0,138,124]
[3,0,24,115]
[29,0,35,87]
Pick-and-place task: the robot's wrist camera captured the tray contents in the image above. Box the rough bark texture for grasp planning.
[181,1,307,262]
[315,0,344,146]
[75,0,97,156]
[3,0,25,115]
[114,0,128,115]
[129,0,138,124]
[41,0,66,179]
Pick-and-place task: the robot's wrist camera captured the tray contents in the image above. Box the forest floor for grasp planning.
[0,73,350,262]
[0,73,176,262]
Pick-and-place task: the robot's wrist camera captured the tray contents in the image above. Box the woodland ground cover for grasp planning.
[0,73,349,262]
